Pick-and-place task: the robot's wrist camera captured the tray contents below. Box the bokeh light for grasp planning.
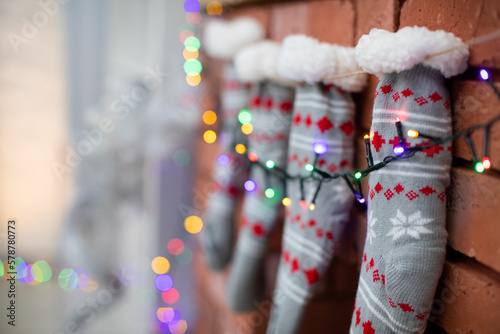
[184,36,200,51]
[183,47,199,60]
[183,59,202,75]
[179,30,194,44]
[235,144,246,154]
[207,1,223,15]
[265,188,275,198]
[157,307,174,323]
[244,180,256,192]
[175,248,193,265]
[186,73,201,86]
[217,154,229,166]
[161,288,180,304]
[173,149,191,167]
[248,152,258,162]
[184,0,200,12]
[184,216,203,234]
[241,123,253,135]
[202,110,217,125]
[73,267,89,289]
[167,238,185,256]
[151,257,171,275]
[58,268,79,291]
[282,197,291,206]
[155,274,173,292]
[185,12,202,24]
[238,109,252,124]
[32,260,52,283]
[169,319,188,333]
[203,130,217,143]
[16,262,34,284]
[81,279,99,293]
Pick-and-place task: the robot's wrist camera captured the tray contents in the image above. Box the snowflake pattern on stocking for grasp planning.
[387,209,434,240]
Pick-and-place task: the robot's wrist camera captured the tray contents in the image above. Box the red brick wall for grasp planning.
[193,1,500,333]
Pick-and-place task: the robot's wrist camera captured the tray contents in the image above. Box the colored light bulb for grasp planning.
[480,69,489,81]
[266,160,275,169]
[238,109,252,124]
[482,157,491,170]
[475,161,485,173]
[407,130,419,138]
[299,200,308,209]
[394,146,405,155]
[248,152,258,162]
[282,197,291,207]
[235,144,246,154]
[244,180,256,192]
[305,164,314,172]
[309,203,315,211]
[354,172,362,179]
[313,142,328,155]
[265,188,275,198]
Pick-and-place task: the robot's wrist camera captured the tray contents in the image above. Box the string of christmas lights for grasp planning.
[222,68,500,210]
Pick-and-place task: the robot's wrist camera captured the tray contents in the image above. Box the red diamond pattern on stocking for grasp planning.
[316,116,334,133]
[290,258,300,273]
[389,136,410,149]
[388,297,397,308]
[339,120,354,135]
[328,163,337,173]
[374,182,383,193]
[380,84,393,94]
[316,228,323,238]
[280,101,293,113]
[416,312,430,321]
[252,223,266,237]
[419,141,444,157]
[308,219,316,227]
[326,232,334,240]
[250,95,261,107]
[401,88,414,97]
[263,97,273,110]
[414,96,428,106]
[362,321,375,334]
[384,189,394,200]
[293,113,301,126]
[373,270,380,282]
[282,250,290,263]
[392,92,400,102]
[420,186,436,196]
[398,303,415,313]
[438,191,446,201]
[305,114,312,128]
[374,91,379,98]
[370,189,375,199]
[406,190,419,200]
[444,101,450,110]
[304,267,320,285]
[371,131,386,152]
[355,307,361,327]
[429,92,442,102]
[394,183,404,194]
[365,258,374,272]
[318,159,326,167]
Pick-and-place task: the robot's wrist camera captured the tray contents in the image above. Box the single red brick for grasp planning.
[447,168,500,273]
[431,259,500,333]
[400,0,500,68]
[354,0,399,43]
